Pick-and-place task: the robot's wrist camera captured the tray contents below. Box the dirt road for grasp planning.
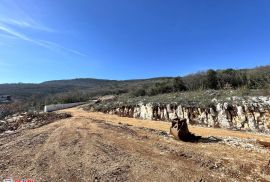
[0,107,270,181]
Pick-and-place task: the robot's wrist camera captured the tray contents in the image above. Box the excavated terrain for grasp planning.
[0,107,270,181]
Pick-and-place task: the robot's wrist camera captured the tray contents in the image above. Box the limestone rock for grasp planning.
[0,120,8,132]
[89,96,270,133]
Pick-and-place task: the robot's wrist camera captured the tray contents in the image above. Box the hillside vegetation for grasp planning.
[0,65,269,115]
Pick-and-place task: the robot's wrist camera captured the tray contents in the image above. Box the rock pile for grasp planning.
[0,112,72,134]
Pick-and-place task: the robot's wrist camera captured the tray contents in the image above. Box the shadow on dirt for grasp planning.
[198,136,223,143]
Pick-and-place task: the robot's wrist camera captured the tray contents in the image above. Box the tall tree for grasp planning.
[206,69,218,89]
[173,77,187,91]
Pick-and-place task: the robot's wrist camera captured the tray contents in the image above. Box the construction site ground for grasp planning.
[0,107,270,182]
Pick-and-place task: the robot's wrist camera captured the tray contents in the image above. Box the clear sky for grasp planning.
[0,0,270,83]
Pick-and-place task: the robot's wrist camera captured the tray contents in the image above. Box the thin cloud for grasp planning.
[0,0,85,57]
[39,40,87,57]
[0,24,33,41]
[0,17,55,32]
[0,24,86,57]
[0,0,54,32]
[0,33,18,39]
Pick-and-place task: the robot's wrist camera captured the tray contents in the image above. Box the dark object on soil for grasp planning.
[170,118,201,142]
[257,140,270,148]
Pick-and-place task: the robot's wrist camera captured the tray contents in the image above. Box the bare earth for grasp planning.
[0,107,270,182]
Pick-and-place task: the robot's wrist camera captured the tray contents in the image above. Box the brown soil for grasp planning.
[0,107,270,182]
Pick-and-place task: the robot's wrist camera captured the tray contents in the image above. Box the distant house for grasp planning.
[0,95,12,103]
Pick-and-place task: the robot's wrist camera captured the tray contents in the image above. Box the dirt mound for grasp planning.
[0,112,71,134]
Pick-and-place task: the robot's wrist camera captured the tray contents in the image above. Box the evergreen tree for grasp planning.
[206,69,218,89]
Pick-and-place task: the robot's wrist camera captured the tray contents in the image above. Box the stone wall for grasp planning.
[88,97,270,133]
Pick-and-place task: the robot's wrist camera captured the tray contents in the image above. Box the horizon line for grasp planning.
[0,64,269,85]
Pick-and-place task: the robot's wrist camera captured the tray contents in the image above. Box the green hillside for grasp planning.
[0,65,269,112]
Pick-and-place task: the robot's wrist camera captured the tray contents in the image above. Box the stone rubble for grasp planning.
[219,136,270,153]
[0,112,72,136]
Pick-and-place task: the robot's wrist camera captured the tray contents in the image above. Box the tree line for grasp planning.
[1,65,269,113]
[131,66,270,96]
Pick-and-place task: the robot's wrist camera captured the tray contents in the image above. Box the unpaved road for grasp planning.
[0,107,270,182]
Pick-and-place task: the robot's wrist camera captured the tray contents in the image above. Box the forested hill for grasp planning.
[0,77,173,101]
[0,65,269,104]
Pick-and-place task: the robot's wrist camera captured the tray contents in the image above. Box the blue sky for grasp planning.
[0,0,270,83]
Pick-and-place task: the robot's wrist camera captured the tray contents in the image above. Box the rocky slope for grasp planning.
[0,112,71,135]
[84,96,270,133]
